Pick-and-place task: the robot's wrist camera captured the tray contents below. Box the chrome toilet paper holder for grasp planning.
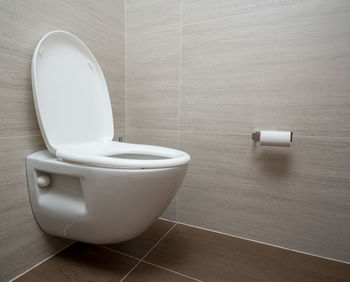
[252,131,261,142]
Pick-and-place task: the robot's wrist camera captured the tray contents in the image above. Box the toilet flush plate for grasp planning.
[31,31,114,154]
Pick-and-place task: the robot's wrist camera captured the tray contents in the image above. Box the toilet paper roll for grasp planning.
[260,131,292,147]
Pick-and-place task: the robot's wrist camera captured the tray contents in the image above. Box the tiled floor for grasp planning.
[15,219,350,282]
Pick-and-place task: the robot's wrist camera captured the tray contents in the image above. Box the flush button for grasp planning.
[37,175,51,188]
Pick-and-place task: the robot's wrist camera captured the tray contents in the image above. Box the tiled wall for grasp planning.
[126,0,350,262]
[0,1,125,280]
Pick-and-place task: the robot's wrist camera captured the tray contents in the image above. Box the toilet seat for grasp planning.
[56,141,190,169]
[31,31,190,170]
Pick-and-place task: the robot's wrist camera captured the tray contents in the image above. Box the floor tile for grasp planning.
[15,242,138,282]
[145,224,350,282]
[124,262,196,282]
[106,219,175,258]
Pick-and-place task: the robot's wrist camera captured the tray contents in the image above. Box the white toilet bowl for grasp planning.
[26,30,190,244]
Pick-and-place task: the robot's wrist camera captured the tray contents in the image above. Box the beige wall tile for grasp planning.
[0,51,40,137]
[0,0,126,135]
[0,1,125,280]
[127,129,179,220]
[126,0,180,33]
[0,135,45,184]
[180,0,350,138]
[126,26,180,130]
[178,132,350,261]
[182,0,305,25]
[114,129,127,143]
[0,0,125,58]
[0,135,72,281]
[127,129,179,148]
[0,180,72,282]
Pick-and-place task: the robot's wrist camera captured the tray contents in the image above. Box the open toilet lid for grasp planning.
[31,31,114,154]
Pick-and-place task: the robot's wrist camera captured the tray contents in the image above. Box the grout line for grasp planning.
[175,221,350,265]
[120,223,177,281]
[123,128,350,141]
[176,0,184,222]
[6,129,349,142]
[100,246,142,261]
[177,0,183,138]
[124,0,128,142]
[9,241,76,282]
[140,223,177,260]
[292,134,350,141]
[142,260,204,282]
[175,192,179,222]
[119,259,142,282]
[158,217,177,224]
[0,134,42,140]
[101,230,202,281]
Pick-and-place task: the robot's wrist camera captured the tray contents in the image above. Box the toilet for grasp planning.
[26,31,190,244]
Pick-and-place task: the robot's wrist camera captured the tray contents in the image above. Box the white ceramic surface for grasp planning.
[27,151,187,243]
[32,30,114,153]
[27,31,190,243]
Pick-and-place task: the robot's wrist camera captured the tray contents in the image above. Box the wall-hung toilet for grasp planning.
[26,31,190,244]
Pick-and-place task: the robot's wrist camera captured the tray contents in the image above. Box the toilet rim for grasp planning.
[55,141,191,169]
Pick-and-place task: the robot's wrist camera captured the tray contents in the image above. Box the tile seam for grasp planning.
[8,241,76,282]
[124,128,350,141]
[141,260,204,282]
[124,0,128,142]
[139,223,177,261]
[176,0,183,223]
[0,134,42,140]
[100,245,202,281]
[120,223,177,281]
[175,221,350,265]
[119,259,143,282]
[99,246,142,261]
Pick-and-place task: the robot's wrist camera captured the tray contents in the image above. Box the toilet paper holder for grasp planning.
[252,131,293,142]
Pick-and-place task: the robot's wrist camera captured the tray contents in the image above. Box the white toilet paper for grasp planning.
[260,131,292,147]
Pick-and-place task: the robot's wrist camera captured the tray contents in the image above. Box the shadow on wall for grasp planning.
[252,144,293,178]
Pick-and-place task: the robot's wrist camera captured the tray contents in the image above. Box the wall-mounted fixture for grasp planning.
[26,31,191,244]
[252,131,293,147]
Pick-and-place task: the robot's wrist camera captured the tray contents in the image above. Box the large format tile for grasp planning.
[126,0,180,33]
[126,26,180,130]
[178,132,350,262]
[0,180,71,282]
[182,0,305,25]
[106,219,175,259]
[15,243,138,282]
[0,1,125,280]
[180,0,350,138]
[0,0,125,134]
[0,0,124,58]
[127,129,180,220]
[0,135,72,281]
[0,51,40,137]
[124,262,197,282]
[127,129,179,148]
[0,135,45,184]
[145,224,350,282]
